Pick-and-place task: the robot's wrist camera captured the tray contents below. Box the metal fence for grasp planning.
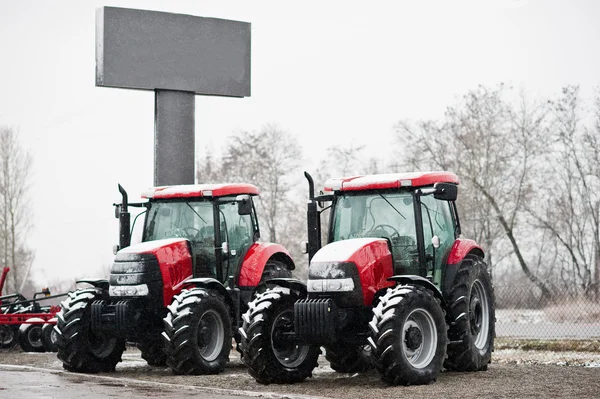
[495,284,600,339]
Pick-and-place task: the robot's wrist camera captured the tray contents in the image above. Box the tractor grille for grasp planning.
[109,252,163,308]
[294,298,336,344]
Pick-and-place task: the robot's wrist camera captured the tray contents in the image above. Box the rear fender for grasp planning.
[442,239,485,295]
[238,242,295,287]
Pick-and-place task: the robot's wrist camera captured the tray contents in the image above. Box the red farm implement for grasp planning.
[1,266,67,352]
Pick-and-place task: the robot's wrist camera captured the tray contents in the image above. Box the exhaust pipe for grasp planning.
[304,172,321,262]
[117,184,131,251]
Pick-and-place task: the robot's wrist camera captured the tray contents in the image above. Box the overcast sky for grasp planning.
[1,0,599,285]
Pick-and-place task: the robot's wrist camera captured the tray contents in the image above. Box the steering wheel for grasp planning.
[175,226,201,239]
[369,224,401,241]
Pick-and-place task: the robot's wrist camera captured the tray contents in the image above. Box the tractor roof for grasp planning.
[142,183,260,199]
[324,171,459,192]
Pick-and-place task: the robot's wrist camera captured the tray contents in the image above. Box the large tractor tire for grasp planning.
[0,325,18,349]
[445,254,495,372]
[162,288,232,375]
[368,285,447,386]
[239,286,320,384]
[325,343,372,373]
[18,319,45,352]
[55,288,125,373]
[234,259,294,357]
[138,337,167,366]
[41,321,59,352]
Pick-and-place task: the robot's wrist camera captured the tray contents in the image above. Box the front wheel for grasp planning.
[55,288,125,373]
[325,343,372,373]
[239,287,320,384]
[369,285,447,385]
[138,337,167,366]
[445,254,495,371]
[18,320,45,352]
[41,322,59,352]
[162,288,232,375]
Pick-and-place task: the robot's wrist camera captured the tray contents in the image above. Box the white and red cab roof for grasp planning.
[142,183,260,199]
[324,171,459,192]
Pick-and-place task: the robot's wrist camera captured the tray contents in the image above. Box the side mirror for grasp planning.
[236,195,252,215]
[114,204,121,219]
[433,183,458,201]
[315,192,334,208]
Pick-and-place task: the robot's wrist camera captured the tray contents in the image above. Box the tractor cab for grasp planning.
[321,172,459,287]
[117,183,261,285]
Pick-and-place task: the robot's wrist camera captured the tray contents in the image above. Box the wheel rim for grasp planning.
[0,325,15,345]
[197,309,224,362]
[27,325,44,348]
[402,308,437,369]
[50,327,59,345]
[471,280,490,350]
[89,331,117,357]
[271,309,310,368]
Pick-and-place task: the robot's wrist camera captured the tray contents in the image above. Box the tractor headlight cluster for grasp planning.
[109,284,149,297]
[308,278,355,292]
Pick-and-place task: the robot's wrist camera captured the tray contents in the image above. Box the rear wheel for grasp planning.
[18,320,45,352]
[369,285,447,385]
[162,288,232,375]
[445,254,495,371]
[41,322,59,352]
[55,288,125,373]
[325,343,372,373]
[240,287,320,384]
[0,325,17,348]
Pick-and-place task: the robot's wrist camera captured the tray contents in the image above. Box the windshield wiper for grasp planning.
[186,202,207,224]
[377,191,406,220]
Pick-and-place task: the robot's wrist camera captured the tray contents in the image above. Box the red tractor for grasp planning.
[55,183,295,374]
[240,171,495,385]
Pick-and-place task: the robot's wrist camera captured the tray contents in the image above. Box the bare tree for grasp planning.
[196,124,305,270]
[0,125,34,294]
[395,85,553,301]
[527,86,600,297]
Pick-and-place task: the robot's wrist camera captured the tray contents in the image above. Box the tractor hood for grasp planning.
[309,238,394,306]
[113,238,193,307]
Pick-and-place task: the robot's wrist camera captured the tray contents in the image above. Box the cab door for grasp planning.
[420,195,456,286]
[217,200,255,284]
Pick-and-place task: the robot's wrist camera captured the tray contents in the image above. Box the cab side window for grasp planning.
[421,195,456,273]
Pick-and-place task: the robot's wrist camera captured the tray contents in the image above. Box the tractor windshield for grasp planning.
[331,192,419,274]
[143,200,215,243]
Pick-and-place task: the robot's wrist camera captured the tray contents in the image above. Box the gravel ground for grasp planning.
[1,346,599,399]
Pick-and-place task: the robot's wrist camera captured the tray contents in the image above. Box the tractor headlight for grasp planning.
[308,278,355,292]
[109,284,149,297]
